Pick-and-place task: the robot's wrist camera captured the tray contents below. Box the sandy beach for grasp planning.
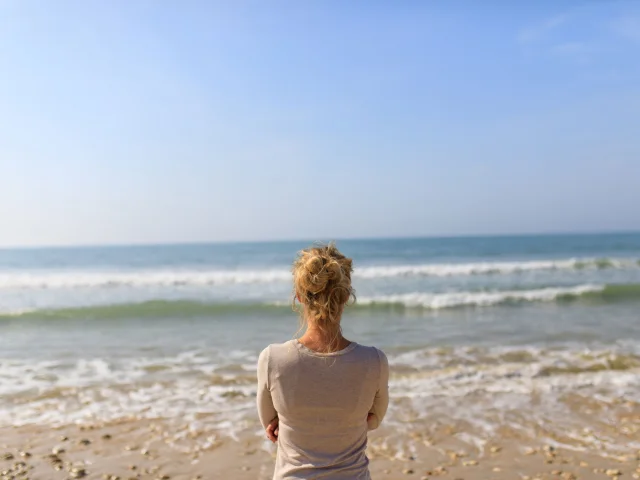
[2,399,638,480]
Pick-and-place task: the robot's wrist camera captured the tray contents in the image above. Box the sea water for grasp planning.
[1,234,639,451]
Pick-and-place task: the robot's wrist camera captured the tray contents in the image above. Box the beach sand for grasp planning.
[2,407,638,480]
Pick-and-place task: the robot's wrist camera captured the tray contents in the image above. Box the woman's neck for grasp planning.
[298,326,351,353]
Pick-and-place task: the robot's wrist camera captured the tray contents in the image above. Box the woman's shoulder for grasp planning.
[353,345,389,381]
[354,342,386,355]
[259,340,298,360]
[352,343,388,363]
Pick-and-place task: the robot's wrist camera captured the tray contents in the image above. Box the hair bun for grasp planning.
[325,260,343,282]
[292,242,355,320]
[304,256,324,276]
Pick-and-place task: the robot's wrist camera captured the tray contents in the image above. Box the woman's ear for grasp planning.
[296,293,302,303]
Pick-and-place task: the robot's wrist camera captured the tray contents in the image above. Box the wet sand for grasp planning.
[2,412,639,480]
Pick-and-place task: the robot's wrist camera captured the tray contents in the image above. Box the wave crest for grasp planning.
[2,283,640,319]
[358,284,606,309]
[0,257,637,290]
[357,257,638,278]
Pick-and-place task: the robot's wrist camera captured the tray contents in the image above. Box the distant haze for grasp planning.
[1,1,639,247]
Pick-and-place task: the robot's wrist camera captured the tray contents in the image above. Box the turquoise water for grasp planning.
[1,233,639,449]
[2,233,640,316]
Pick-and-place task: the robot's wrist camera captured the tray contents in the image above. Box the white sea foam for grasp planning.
[1,344,638,451]
[0,269,293,290]
[358,284,605,309]
[0,257,636,290]
[357,257,637,278]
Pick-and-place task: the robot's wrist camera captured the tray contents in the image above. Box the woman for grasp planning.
[257,243,389,479]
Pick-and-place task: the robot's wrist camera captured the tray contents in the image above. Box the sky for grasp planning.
[1,1,639,247]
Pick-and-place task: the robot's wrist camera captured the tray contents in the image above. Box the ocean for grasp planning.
[1,233,639,454]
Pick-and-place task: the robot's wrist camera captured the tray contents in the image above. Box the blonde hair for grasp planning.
[292,242,356,352]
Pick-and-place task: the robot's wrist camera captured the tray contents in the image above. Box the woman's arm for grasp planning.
[367,349,389,431]
[257,346,278,430]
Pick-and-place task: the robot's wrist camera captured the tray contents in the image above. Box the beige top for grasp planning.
[257,339,389,480]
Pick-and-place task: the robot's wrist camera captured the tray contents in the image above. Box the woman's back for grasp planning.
[258,339,389,480]
[257,243,389,479]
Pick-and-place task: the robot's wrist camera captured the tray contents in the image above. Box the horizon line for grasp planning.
[1,229,639,251]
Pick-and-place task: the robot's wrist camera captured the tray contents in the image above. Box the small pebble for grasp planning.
[606,469,622,477]
[489,446,502,453]
[78,439,91,446]
[70,467,87,478]
[402,468,414,474]
[102,434,112,440]
[462,460,477,466]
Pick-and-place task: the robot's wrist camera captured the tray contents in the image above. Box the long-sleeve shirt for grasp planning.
[257,339,389,480]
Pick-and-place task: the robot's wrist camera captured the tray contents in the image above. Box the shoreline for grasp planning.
[2,414,638,480]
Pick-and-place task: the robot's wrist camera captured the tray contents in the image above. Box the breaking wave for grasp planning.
[2,283,640,319]
[0,257,638,290]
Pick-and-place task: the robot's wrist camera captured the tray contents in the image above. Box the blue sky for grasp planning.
[1,1,639,247]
